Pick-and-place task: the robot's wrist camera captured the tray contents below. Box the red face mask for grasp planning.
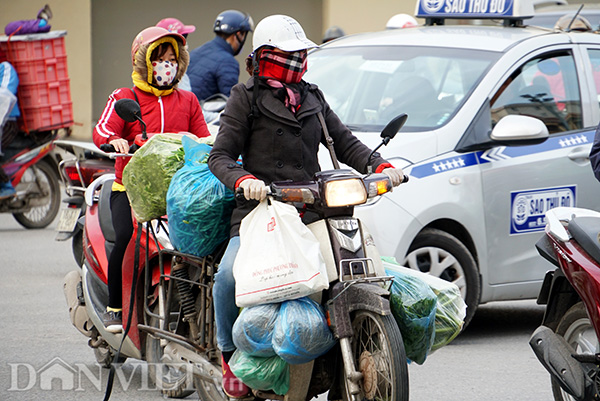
[258,48,307,84]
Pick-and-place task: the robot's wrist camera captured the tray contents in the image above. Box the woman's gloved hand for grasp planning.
[239,178,268,201]
[382,167,406,187]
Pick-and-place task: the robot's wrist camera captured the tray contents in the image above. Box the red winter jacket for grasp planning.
[93,87,210,185]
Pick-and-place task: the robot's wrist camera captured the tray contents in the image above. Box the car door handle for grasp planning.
[568,148,590,161]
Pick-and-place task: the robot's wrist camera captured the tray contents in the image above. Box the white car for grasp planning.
[305,0,600,325]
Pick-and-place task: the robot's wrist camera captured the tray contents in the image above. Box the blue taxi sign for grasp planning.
[415,0,534,20]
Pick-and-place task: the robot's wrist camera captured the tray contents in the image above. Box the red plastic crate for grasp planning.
[20,102,73,132]
[0,31,69,85]
[19,79,71,107]
[10,57,69,85]
[0,35,66,61]
[0,31,73,132]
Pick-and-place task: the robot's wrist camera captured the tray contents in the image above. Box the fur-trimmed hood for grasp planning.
[133,39,189,88]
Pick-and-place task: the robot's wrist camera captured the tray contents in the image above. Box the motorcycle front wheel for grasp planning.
[342,310,409,401]
[13,159,60,229]
[551,302,599,401]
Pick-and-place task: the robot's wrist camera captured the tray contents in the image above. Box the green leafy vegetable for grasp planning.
[387,268,437,365]
[123,134,189,222]
[383,257,466,356]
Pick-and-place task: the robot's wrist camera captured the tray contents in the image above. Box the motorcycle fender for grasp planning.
[327,282,391,338]
[529,325,589,400]
[536,270,554,305]
[541,269,580,330]
[63,270,93,337]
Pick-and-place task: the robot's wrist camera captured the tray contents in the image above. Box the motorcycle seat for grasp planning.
[98,179,116,243]
[568,216,600,263]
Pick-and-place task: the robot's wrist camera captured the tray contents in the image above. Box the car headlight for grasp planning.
[324,178,367,207]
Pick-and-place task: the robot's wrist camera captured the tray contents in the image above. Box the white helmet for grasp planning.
[386,14,418,29]
[252,15,318,52]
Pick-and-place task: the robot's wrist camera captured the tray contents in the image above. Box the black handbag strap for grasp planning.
[130,87,140,104]
[317,111,340,170]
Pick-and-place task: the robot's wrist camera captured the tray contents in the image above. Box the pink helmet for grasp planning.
[131,26,186,65]
[156,17,196,35]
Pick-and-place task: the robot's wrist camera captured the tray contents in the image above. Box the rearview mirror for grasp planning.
[365,113,408,172]
[381,113,408,143]
[114,99,141,123]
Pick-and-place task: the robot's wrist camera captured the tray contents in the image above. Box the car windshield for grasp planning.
[305,46,500,131]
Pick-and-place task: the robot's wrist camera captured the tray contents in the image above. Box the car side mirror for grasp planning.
[491,115,549,142]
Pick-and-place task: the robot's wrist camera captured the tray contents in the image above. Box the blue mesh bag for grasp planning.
[166,136,235,256]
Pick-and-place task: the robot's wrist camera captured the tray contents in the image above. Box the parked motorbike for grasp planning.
[62,98,410,400]
[54,139,114,266]
[0,128,63,228]
[530,206,600,401]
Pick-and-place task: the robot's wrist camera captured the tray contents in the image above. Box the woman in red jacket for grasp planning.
[93,26,210,332]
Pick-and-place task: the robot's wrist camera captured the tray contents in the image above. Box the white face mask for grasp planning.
[152,60,178,86]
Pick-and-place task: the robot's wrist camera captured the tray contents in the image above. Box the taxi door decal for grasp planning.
[510,186,576,235]
[409,130,593,179]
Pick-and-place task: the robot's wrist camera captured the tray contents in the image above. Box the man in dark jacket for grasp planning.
[188,10,253,102]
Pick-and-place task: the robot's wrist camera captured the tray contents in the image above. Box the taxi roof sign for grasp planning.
[416,0,534,24]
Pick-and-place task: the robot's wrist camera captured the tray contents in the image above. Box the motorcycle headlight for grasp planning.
[324,178,367,207]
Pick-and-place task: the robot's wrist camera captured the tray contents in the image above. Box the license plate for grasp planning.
[56,208,81,232]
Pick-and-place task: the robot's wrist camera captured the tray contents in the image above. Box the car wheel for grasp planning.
[403,228,480,328]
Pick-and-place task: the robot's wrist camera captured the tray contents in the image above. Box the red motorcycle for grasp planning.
[0,128,64,228]
[62,100,198,397]
[63,98,411,400]
[530,206,600,401]
[54,139,114,266]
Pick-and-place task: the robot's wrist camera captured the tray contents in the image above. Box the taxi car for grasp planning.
[304,0,600,325]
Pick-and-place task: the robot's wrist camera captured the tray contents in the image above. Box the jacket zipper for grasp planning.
[158,96,164,133]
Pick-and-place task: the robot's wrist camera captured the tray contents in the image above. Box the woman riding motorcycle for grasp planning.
[207,14,405,398]
[92,26,210,333]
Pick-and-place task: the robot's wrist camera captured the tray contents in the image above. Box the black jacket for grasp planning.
[208,78,390,236]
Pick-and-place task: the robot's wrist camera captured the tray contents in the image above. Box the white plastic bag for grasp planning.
[233,199,329,307]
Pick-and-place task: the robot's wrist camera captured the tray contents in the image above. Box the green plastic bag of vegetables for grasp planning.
[386,264,437,365]
[229,350,290,395]
[166,136,235,257]
[122,134,188,222]
[383,257,466,353]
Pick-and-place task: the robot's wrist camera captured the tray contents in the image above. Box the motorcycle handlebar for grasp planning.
[99,143,139,155]
[233,174,409,202]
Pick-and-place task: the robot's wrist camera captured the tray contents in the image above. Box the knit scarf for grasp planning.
[259,49,307,113]
[259,48,307,84]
